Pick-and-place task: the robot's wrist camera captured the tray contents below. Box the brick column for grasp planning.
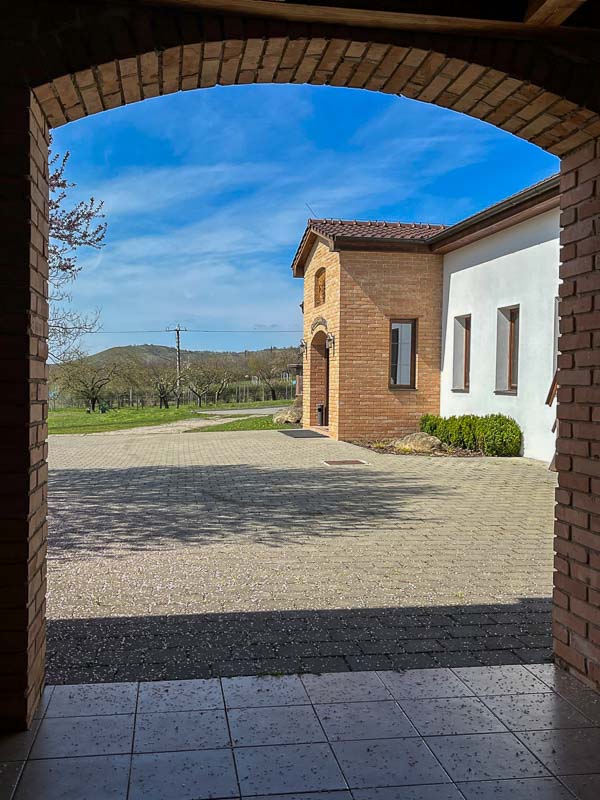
[555,141,600,690]
[0,86,49,731]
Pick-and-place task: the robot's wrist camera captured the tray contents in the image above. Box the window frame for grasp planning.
[463,315,471,391]
[508,306,519,391]
[314,267,326,307]
[452,314,471,393]
[389,318,417,390]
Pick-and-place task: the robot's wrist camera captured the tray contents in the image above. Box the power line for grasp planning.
[83,329,304,334]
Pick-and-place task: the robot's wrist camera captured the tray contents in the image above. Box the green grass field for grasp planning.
[49,399,293,435]
[192,415,300,433]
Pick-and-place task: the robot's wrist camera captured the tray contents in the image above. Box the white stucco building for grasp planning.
[439,180,560,462]
[292,175,560,461]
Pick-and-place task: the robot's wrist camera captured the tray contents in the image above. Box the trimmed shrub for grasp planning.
[419,413,522,457]
[477,414,522,457]
[420,414,439,437]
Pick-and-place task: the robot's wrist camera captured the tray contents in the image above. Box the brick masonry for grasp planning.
[2,0,600,729]
[302,243,442,441]
[9,3,599,157]
[554,140,600,690]
[302,242,341,434]
[0,88,49,731]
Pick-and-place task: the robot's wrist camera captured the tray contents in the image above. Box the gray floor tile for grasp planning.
[377,669,473,700]
[134,709,230,753]
[0,761,23,800]
[314,701,417,741]
[32,685,54,719]
[46,683,138,717]
[229,705,324,747]
[481,692,595,730]
[425,732,549,782]
[129,749,238,800]
[399,697,507,736]
[301,671,390,703]
[559,774,600,800]
[331,737,450,789]
[222,675,309,708]
[516,728,600,775]
[524,664,563,685]
[0,721,40,762]
[234,743,346,795]
[452,666,550,696]
[30,714,135,759]
[457,777,574,799]
[246,794,352,800]
[352,788,464,800]
[13,754,130,800]
[137,679,223,713]
[533,672,600,725]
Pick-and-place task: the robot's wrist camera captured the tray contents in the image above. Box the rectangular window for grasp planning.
[495,305,519,394]
[452,315,471,391]
[390,320,416,388]
[508,307,519,390]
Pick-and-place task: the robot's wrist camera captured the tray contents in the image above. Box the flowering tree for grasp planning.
[49,138,107,362]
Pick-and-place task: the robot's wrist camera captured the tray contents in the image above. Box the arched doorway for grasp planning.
[308,330,330,427]
[3,1,600,728]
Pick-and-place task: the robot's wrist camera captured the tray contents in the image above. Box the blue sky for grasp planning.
[53,84,558,354]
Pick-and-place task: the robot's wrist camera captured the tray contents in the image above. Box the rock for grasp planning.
[273,405,303,424]
[392,432,441,453]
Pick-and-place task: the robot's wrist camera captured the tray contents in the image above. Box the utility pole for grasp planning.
[166,324,187,406]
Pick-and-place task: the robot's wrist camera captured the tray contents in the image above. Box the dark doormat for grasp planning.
[279,429,328,438]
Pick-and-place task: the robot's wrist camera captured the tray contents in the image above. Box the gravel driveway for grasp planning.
[47,429,556,683]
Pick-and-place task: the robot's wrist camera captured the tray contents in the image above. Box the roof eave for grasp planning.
[431,174,560,253]
[331,235,434,253]
[291,227,334,277]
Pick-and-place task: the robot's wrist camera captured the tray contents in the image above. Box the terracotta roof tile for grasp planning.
[308,218,446,241]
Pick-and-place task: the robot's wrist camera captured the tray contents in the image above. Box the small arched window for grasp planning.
[314,268,326,307]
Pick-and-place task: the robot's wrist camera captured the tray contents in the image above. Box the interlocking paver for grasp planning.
[47,430,556,682]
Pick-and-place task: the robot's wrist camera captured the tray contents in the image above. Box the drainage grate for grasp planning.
[323,459,367,465]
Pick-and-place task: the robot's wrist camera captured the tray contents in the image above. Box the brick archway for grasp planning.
[308,330,330,427]
[4,0,600,730]
[26,4,600,156]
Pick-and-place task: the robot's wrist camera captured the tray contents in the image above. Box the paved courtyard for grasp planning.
[2,665,599,799]
[46,429,556,683]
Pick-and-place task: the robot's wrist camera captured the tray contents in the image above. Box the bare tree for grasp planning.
[186,355,239,406]
[147,365,180,409]
[55,359,117,412]
[49,138,107,363]
[246,349,287,401]
[186,363,220,406]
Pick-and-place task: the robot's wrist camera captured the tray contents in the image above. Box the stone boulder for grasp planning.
[392,432,442,453]
[273,405,303,424]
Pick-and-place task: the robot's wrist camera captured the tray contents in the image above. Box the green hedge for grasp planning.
[420,413,522,457]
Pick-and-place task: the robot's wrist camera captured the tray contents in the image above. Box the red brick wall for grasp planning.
[302,242,341,435]
[555,140,600,690]
[0,88,49,731]
[336,250,443,441]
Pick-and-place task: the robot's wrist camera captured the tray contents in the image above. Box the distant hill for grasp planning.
[81,343,299,368]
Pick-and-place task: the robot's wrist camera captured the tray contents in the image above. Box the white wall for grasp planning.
[440,208,560,462]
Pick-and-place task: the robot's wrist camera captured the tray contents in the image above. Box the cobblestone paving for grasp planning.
[47,430,557,683]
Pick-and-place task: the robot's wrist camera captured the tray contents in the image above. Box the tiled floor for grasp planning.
[2,664,599,799]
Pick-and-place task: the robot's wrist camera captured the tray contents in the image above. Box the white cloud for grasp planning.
[53,84,556,354]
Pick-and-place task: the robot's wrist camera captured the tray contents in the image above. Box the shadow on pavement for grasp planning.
[47,598,553,684]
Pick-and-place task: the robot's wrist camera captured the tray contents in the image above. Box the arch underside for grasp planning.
[26,4,600,156]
